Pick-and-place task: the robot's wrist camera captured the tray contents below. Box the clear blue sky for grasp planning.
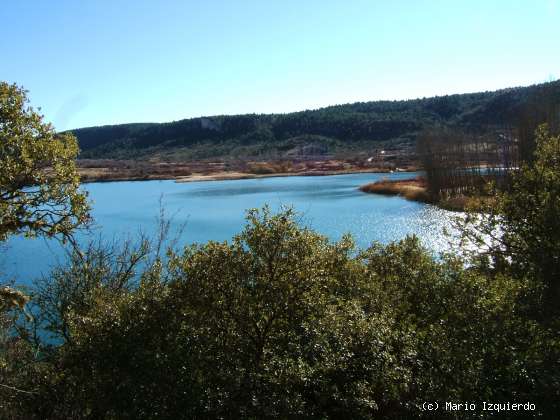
[1,0,559,130]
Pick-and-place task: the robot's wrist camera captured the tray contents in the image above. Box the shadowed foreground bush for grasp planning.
[1,206,558,419]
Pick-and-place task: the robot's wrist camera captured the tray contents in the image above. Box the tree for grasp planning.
[460,125,560,313]
[0,82,90,243]
[1,82,90,404]
[52,207,416,418]
[6,207,556,419]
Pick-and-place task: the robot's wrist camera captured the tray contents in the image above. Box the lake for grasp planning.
[1,172,460,285]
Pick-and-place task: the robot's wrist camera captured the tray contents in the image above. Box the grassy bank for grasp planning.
[359,177,431,202]
[359,177,489,211]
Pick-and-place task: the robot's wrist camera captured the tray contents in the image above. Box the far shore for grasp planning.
[174,168,413,183]
[78,159,418,184]
[79,168,413,184]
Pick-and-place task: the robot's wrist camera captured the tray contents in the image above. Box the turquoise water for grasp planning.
[1,172,460,284]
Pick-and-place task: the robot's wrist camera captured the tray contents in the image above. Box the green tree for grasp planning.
[8,207,556,419]
[0,82,90,243]
[49,207,416,418]
[1,82,90,410]
[460,125,560,312]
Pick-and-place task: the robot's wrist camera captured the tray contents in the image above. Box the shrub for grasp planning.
[3,207,557,418]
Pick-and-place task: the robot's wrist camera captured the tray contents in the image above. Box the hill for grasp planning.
[71,80,560,161]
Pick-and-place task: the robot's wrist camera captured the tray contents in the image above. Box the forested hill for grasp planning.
[72,80,560,160]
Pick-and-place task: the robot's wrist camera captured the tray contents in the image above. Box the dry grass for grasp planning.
[246,161,294,174]
[360,176,500,212]
[359,177,432,202]
[78,160,192,182]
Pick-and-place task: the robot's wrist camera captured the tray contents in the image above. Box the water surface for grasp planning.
[1,172,460,284]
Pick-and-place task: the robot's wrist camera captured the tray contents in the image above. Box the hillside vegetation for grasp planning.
[72,80,560,161]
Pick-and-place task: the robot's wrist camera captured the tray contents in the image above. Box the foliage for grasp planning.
[1,206,558,418]
[1,81,91,412]
[459,125,560,312]
[0,82,90,242]
[417,82,558,199]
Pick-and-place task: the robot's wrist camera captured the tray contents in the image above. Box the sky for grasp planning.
[1,0,559,130]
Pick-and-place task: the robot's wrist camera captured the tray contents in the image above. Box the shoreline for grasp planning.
[175,168,411,183]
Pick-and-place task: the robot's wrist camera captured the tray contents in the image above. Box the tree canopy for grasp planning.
[0,82,90,242]
[2,201,558,418]
[1,81,90,356]
[460,125,560,312]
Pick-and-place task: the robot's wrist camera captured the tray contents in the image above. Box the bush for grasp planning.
[2,207,558,419]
